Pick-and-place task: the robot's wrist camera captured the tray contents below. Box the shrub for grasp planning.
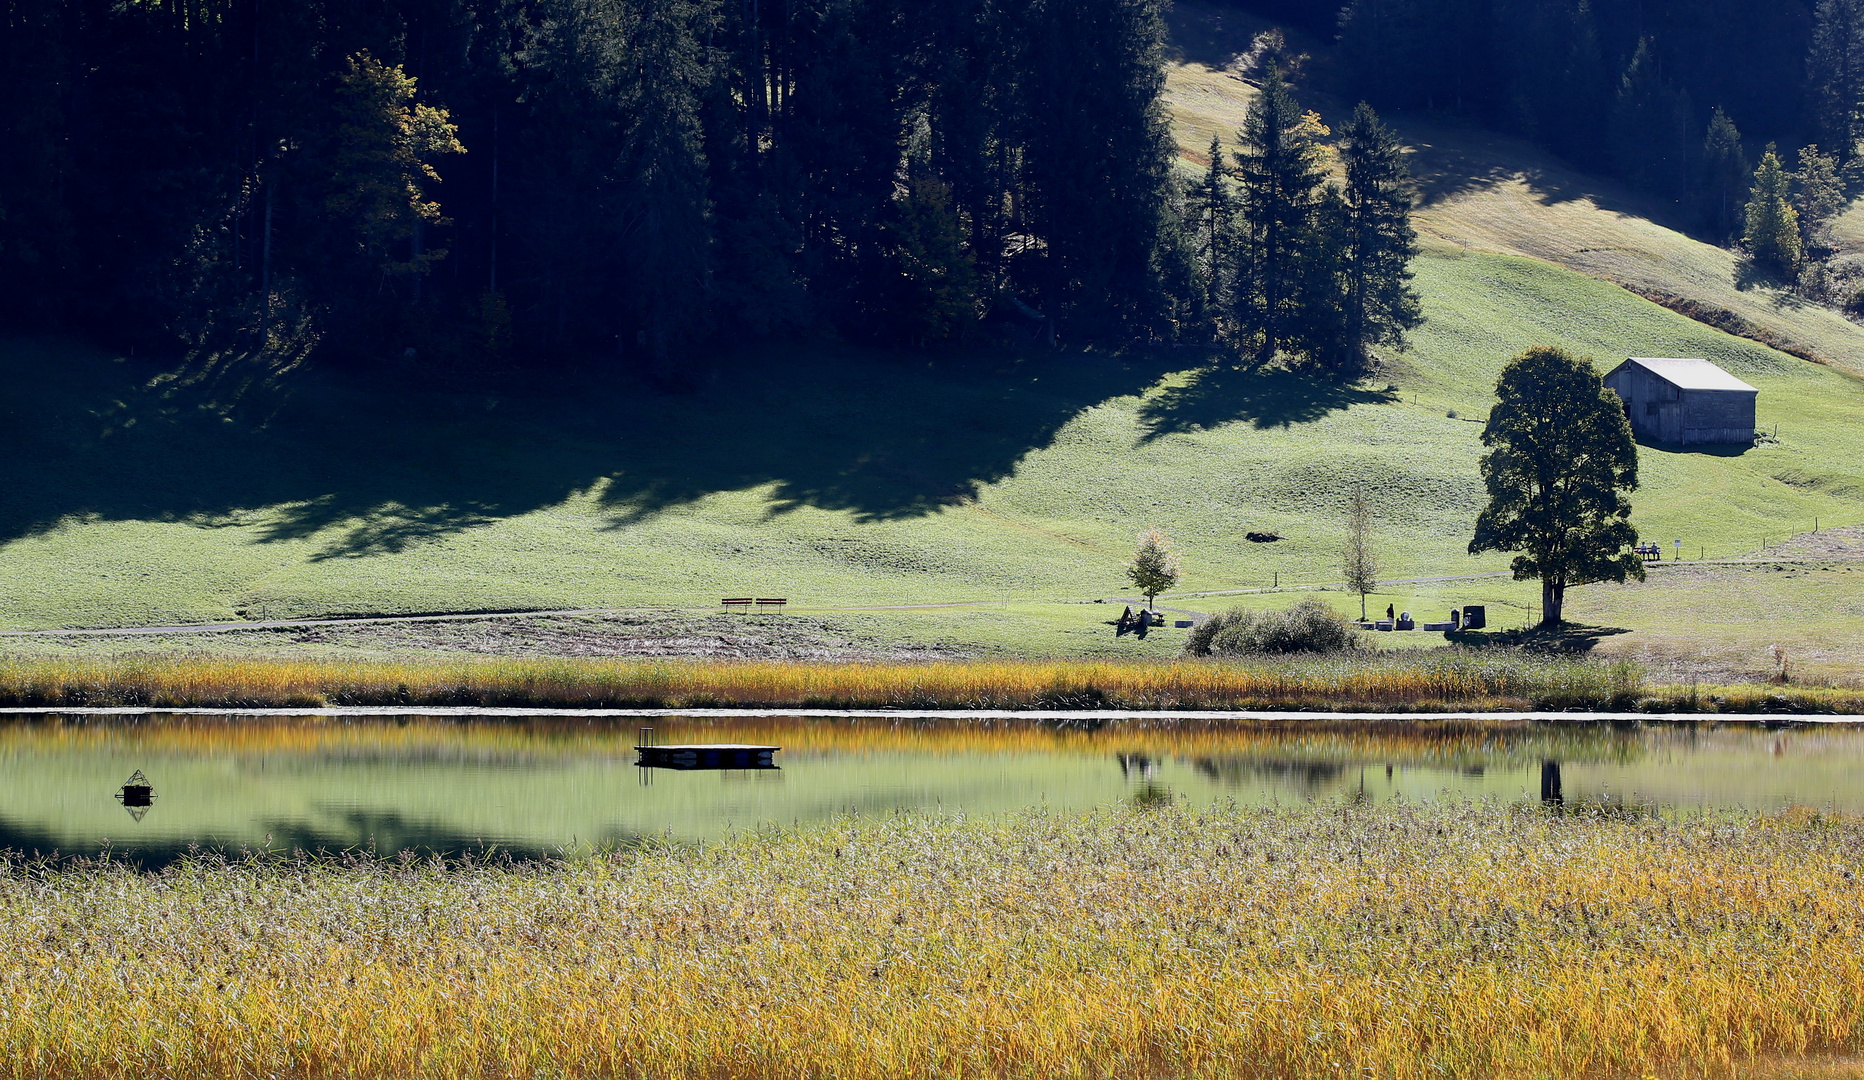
[1184,597,1363,656]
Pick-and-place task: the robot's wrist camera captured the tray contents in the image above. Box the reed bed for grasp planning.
[0,651,1848,712]
[3,800,1863,1079]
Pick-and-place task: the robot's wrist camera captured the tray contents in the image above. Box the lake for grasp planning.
[2,713,1860,863]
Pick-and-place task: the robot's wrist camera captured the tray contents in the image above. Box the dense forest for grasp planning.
[1332,0,1828,219]
[6,0,1864,374]
[0,0,1182,370]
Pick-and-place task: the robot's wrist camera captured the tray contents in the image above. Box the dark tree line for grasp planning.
[1330,0,1832,233]
[0,0,1185,370]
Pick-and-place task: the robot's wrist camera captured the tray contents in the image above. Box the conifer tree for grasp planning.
[1745,148,1803,276]
[1193,134,1235,321]
[1809,0,1864,161]
[1793,143,1847,249]
[1607,38,1693,199]
[1699,108,1750,240]
[1232,66,1330,366]
[1337,102,1420,376]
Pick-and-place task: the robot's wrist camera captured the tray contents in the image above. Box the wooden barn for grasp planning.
[1602,357,1757,446]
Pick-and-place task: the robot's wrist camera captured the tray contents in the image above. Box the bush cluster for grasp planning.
[1184,597,1364,656]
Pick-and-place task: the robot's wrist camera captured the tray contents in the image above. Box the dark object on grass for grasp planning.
[1245,531,1282,543]
[1184,597,1363,656]
[1462,605,1486,630]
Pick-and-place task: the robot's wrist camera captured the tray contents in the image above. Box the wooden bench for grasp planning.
[755,598,788,613]
[721,597,754,612]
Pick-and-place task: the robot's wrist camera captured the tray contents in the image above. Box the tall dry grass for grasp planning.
[0,651,1846,712]
[2,800,1862,1078]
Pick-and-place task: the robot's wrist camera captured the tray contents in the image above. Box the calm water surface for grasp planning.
[2,713,1860,862]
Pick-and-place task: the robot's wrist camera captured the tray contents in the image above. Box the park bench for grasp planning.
[755,598,788,613]
[721,597,754,612]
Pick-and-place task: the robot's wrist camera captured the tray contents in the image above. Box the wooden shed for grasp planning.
[1602,357,1757,446]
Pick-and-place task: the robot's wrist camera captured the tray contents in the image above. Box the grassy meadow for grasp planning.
[5,246,1864,668]
[4,800,1864,1079]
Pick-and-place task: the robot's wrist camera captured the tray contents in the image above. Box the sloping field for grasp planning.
[3,36,1864,671]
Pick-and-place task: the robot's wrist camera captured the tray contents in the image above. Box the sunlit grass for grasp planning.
[0,651,1855,712]
[3,800,1862,1078]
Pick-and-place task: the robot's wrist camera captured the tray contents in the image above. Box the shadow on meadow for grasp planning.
[0,337,1183,559]
[1137,363,1396,442]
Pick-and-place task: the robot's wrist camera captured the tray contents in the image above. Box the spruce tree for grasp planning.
[1809,0,1864,162]
[1337,102,1420,377]
[1699,108,1750,240]
[1232,66,1330,366]
[1745,148,1803,276]
[1192,135,1235,327]
[1793,143,1847,249]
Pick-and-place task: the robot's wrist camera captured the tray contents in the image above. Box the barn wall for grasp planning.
[1605,365,1682,442]
[1679,389,1756,444]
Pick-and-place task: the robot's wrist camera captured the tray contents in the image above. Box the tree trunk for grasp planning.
[1541,578,1565,626]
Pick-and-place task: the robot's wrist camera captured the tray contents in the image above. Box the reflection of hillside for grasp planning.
[1192,758,1347,794]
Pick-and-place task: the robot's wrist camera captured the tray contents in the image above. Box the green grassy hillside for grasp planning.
[6,16,1864,671]
[5,240,1864,668]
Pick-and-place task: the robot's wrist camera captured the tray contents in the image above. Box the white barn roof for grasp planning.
[1621,357,1757,393]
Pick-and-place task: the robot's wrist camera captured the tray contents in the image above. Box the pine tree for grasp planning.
[1337,102,1421,377]
[1232,66,1330,366]
[1699,107,1750,240]
[1192,134,1235,323]
[616,0,713,375]
[1809,0,1864,161]
[1607,38,1693,199]
[1017,0,1177,339]
[1793,143,1847,250]
[1745,147,1803,276]
[882,177,980,346]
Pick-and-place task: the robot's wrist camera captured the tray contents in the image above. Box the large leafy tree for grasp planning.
[1469,346,1644,627]
[1337,102,1420,376]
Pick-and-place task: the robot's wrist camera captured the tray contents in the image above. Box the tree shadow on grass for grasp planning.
[1447,622,1632,655]
[1136,363,1397,442]
[0,337,1180,560]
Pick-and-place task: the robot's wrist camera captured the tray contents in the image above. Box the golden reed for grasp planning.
[0,653,1852,712]
[1,801,1861,1078]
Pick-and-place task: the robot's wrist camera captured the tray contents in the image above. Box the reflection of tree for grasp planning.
[1128,783,1175,809]
[1116,753,1159,781]
[1193,758,1347,795]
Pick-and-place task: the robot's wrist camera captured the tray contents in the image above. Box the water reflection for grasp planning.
[0,714,1858,864]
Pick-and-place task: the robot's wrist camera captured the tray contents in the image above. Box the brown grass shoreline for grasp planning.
[0,654,1857,714]
[3,801,1863,1079]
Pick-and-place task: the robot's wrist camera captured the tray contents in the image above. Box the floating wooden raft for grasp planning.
[635,743,781,770]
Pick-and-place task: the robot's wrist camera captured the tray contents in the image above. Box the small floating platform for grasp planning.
[636,743,780,770]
